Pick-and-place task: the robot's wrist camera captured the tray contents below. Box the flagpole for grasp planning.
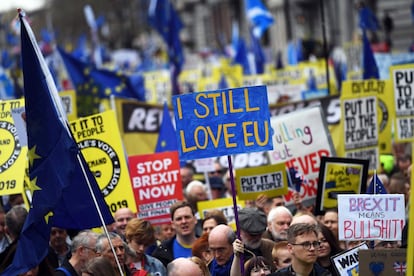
[319,0,331,95]
[227,155,244,274]
[76,154,124,276]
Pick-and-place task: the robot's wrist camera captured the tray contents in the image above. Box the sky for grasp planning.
[0,0,46,13]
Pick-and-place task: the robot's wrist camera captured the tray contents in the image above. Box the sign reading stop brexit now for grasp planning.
[172,86,273,160]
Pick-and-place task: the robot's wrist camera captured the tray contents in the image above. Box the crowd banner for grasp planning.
[0,99,26,196]
[340,93,379,172]
[198,197,245,231]
[337,194,405,241]
[390,64,414,142]
[69,110,137,214]
[315,157,369,215]
[267,105,335,206]
[59,90,77,121]
[143,69,172,105]
[331,242,369,276]
[359,249,406,275]
[114,98,163,156]
[172,85,273,160]
[128,151,182,225]
[235,163,288,200]
[341,79,394,154]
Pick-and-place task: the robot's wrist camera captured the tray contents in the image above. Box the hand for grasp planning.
[255,194,268,210]
[233,238,244,256]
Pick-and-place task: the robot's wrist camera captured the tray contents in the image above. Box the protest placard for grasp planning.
[69,110,137,214]
[236,163,288,200]
[268,106,335,207]
[338,194,405,241]
[315,157,369,214]
[0,99,26,196]
[173,85,273,160]
[129,151,183,225]
[331,242,369,276]
[359,249,406,275]
[391,64,414,142]
[198,197,245,231]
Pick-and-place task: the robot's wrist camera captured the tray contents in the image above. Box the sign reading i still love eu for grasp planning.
[173,86,273,160]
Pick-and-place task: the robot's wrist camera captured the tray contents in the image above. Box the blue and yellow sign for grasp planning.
[173,85,273,160]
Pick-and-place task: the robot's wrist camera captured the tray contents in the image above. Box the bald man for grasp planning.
[208,224,236,275]
[167,257,202,276]
[114,208,135,238]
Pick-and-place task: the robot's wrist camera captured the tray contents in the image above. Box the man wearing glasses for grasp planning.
[270,223,331,276]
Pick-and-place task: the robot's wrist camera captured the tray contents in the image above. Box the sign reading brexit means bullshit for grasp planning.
[172,86,273,160]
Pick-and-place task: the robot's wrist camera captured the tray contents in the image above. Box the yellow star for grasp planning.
[44,211,53,224]
[28,145,41,167]
[28,176,42,193]
[161,141,166,147]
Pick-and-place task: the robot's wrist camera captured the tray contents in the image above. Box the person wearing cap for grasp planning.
[238,207,275,267]
[209,177,226,199]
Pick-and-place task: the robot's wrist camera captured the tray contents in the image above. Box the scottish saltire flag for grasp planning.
[362,30,379,80]
[58,47,145,101]
[366,173,387,194]
[250,29,265,74]
[148,0,184,94]
[155,102,178,153]
[2,11,114,275]
[245,0,274,38]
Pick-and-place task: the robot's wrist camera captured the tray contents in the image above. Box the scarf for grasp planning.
[210,255,234,276]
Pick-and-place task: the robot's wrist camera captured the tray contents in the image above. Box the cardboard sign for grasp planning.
[129,151,183,225]
[194,157,216,173]
[267,106,335,207]
[331,242,369,276]
[198,197,245,230]
[70,110,137,214]
[338,194,405,241]
[0,99,26,196]
[236,163,288,200]
[173,85,273,160]
[359,249,407,275]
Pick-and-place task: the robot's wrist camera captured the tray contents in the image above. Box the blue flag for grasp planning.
[58,47,146,101]
[232,23,251,75]
[245,0,274,38]
[155,102,178,153]
[250,29,265,74]
[148,0,184,94]
[362,30,379,80]
[367,174,387,194]
[358,5,379,31]
[2,12,114,275]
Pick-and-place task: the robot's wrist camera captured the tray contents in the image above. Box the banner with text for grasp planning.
[0,99,26,196]
[338,194,405,241]
[69,110,137,214]
[391,64,414,142]
[267,106,335,206]
[236,163,288,200]
[173,85,273,160]
[331,242,369,276]
[128,151,183,225]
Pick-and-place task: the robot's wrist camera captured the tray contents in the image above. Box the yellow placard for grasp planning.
[59,90,77,121]
[198,197,245,231]
[235,163,288,200]
[69,110,137,214]
[0,99,26,196]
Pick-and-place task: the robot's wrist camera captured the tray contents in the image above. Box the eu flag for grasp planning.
[155,102,178,153]
[58,47,146,101]
[362,30,379,80]
[250,28,265,74]
[367,173,387,194]
[245,0,274,38]
[2,11,114,275]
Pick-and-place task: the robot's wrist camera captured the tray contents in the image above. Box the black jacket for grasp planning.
[151,237,175,268]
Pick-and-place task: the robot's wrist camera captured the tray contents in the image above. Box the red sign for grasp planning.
[128,151,183,225]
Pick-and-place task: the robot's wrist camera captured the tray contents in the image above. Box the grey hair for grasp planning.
[71,230,99,253]
[267,206,292,223]
[96,232,122,253]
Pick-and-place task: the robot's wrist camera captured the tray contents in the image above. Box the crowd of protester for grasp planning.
[0,141,411,275]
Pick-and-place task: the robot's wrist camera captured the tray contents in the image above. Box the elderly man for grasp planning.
[167,257,204,276]
[263,206,292,242]
[208,224,236,275]
[96,232,129,276]
[55,230,99,276]
[269,223,331,276]
[238,207,275,265]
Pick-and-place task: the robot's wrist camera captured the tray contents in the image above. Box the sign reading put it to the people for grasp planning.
[236,163,288,200]
[172,85,273,160]
[337,194,405,241]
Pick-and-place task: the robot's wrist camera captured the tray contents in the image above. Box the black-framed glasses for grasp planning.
[291,241,320,250]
